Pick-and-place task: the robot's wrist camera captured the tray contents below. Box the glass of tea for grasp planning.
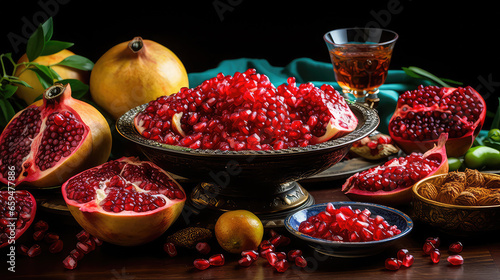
[324,28,398,108]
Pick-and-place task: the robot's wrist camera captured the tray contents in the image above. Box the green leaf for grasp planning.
[26,24,46,62]
[1,84,18,99]
[55,55,94,71]
[8,78,33,89]
[27,64,54,89]
[59,79,89,99]
[42,17,53,42]
[406,66,450,87]
[0,98,15,127]
[40,40,74,56]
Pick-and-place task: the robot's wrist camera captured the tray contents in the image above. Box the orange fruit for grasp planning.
[15,49,89,104]
[214,210,264,254]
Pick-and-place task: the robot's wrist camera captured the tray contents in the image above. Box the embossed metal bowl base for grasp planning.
[116,103,379,221]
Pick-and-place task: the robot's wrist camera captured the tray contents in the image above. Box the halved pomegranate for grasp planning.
[61,157,186,246]
[0,84,112,188]
[0,190,36,248]
[388,85,486,157]
[342,134,449,205]
[134,69,357,151]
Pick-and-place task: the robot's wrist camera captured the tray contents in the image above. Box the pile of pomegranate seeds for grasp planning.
[349,154,440,192]
[298,203,401,242]
[135,68,357,151]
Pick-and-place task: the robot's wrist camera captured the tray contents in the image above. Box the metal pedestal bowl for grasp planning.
[116,103,379,226]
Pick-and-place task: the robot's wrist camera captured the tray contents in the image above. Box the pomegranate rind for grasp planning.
[61,157,186,246]
[389,86,486,157]
[0,84,112,188]
[0,190,37,248]
[342,134,449,206]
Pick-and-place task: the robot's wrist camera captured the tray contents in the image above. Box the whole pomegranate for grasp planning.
[342,133,449,205]
[14,49,90,104]
[0,190,36,248]
[61,157,186,246]
[90,37,189,119]
[388,85,486,157]
[0,84,112,188]
[134,69,358,151]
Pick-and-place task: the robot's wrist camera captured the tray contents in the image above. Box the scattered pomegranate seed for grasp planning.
[33,230,45,241]
[63,255,77,270]
[449,241,463,253]
[423,241,436,255]
[163,242,177,257]
[195,242,211,255]
[76,242,92,254]
[27,244,42,258]
[33,220,49,232]
[70,249,84,261]
[49,239,64,253]
[274,259,290,273]
[267,252,278,266]
[402,254,414,268]
[385,257,401,270]
[91,236,103,246]
[193,258,210,270]
[259,240,275,251]
[85,238,96,251]
[430,249,441,264]
[208,254,225,266]
[76,230,90,242]
[260,248,274,259]
[287,249,302,262]
[426,237,440,248]
[18,244,29,256]
[396,248,409,261]
[275,252,287,260]
[241,250,259,261]
[295,256,308,268]
[447,255,464,266]
[269,229,279,238]
[43,232,59,243]
[238,255,254,267]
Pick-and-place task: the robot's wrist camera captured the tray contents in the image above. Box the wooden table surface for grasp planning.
[3,178,500,280]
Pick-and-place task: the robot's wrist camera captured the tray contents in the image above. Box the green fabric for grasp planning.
[188,58,430,134]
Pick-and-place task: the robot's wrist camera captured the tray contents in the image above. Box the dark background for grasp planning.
[1,0,499,107]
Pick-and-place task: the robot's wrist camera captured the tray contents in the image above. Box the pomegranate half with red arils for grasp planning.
[0,190,36,248]
[388,85,486,157]
[0,84,112,188]
[134,69,357,151]
[342,133,449,205]
[62,157,186,246]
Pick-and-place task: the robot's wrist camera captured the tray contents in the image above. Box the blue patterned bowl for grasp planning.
[284,201,413,257]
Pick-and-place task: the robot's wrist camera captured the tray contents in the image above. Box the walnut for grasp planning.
[454,191,478,206]
[443,171,466,186]
[466,187,491,199]
[482,173,500,189]
[465,168,485,189]
[477,193,500,206]
[419,182,439,200]
[441,182,464,193]
[436,186,460,204]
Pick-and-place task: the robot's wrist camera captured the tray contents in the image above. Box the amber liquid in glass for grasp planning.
[330,44,392,93]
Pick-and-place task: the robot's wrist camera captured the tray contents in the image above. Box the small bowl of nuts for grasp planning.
[411,169,500,235]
